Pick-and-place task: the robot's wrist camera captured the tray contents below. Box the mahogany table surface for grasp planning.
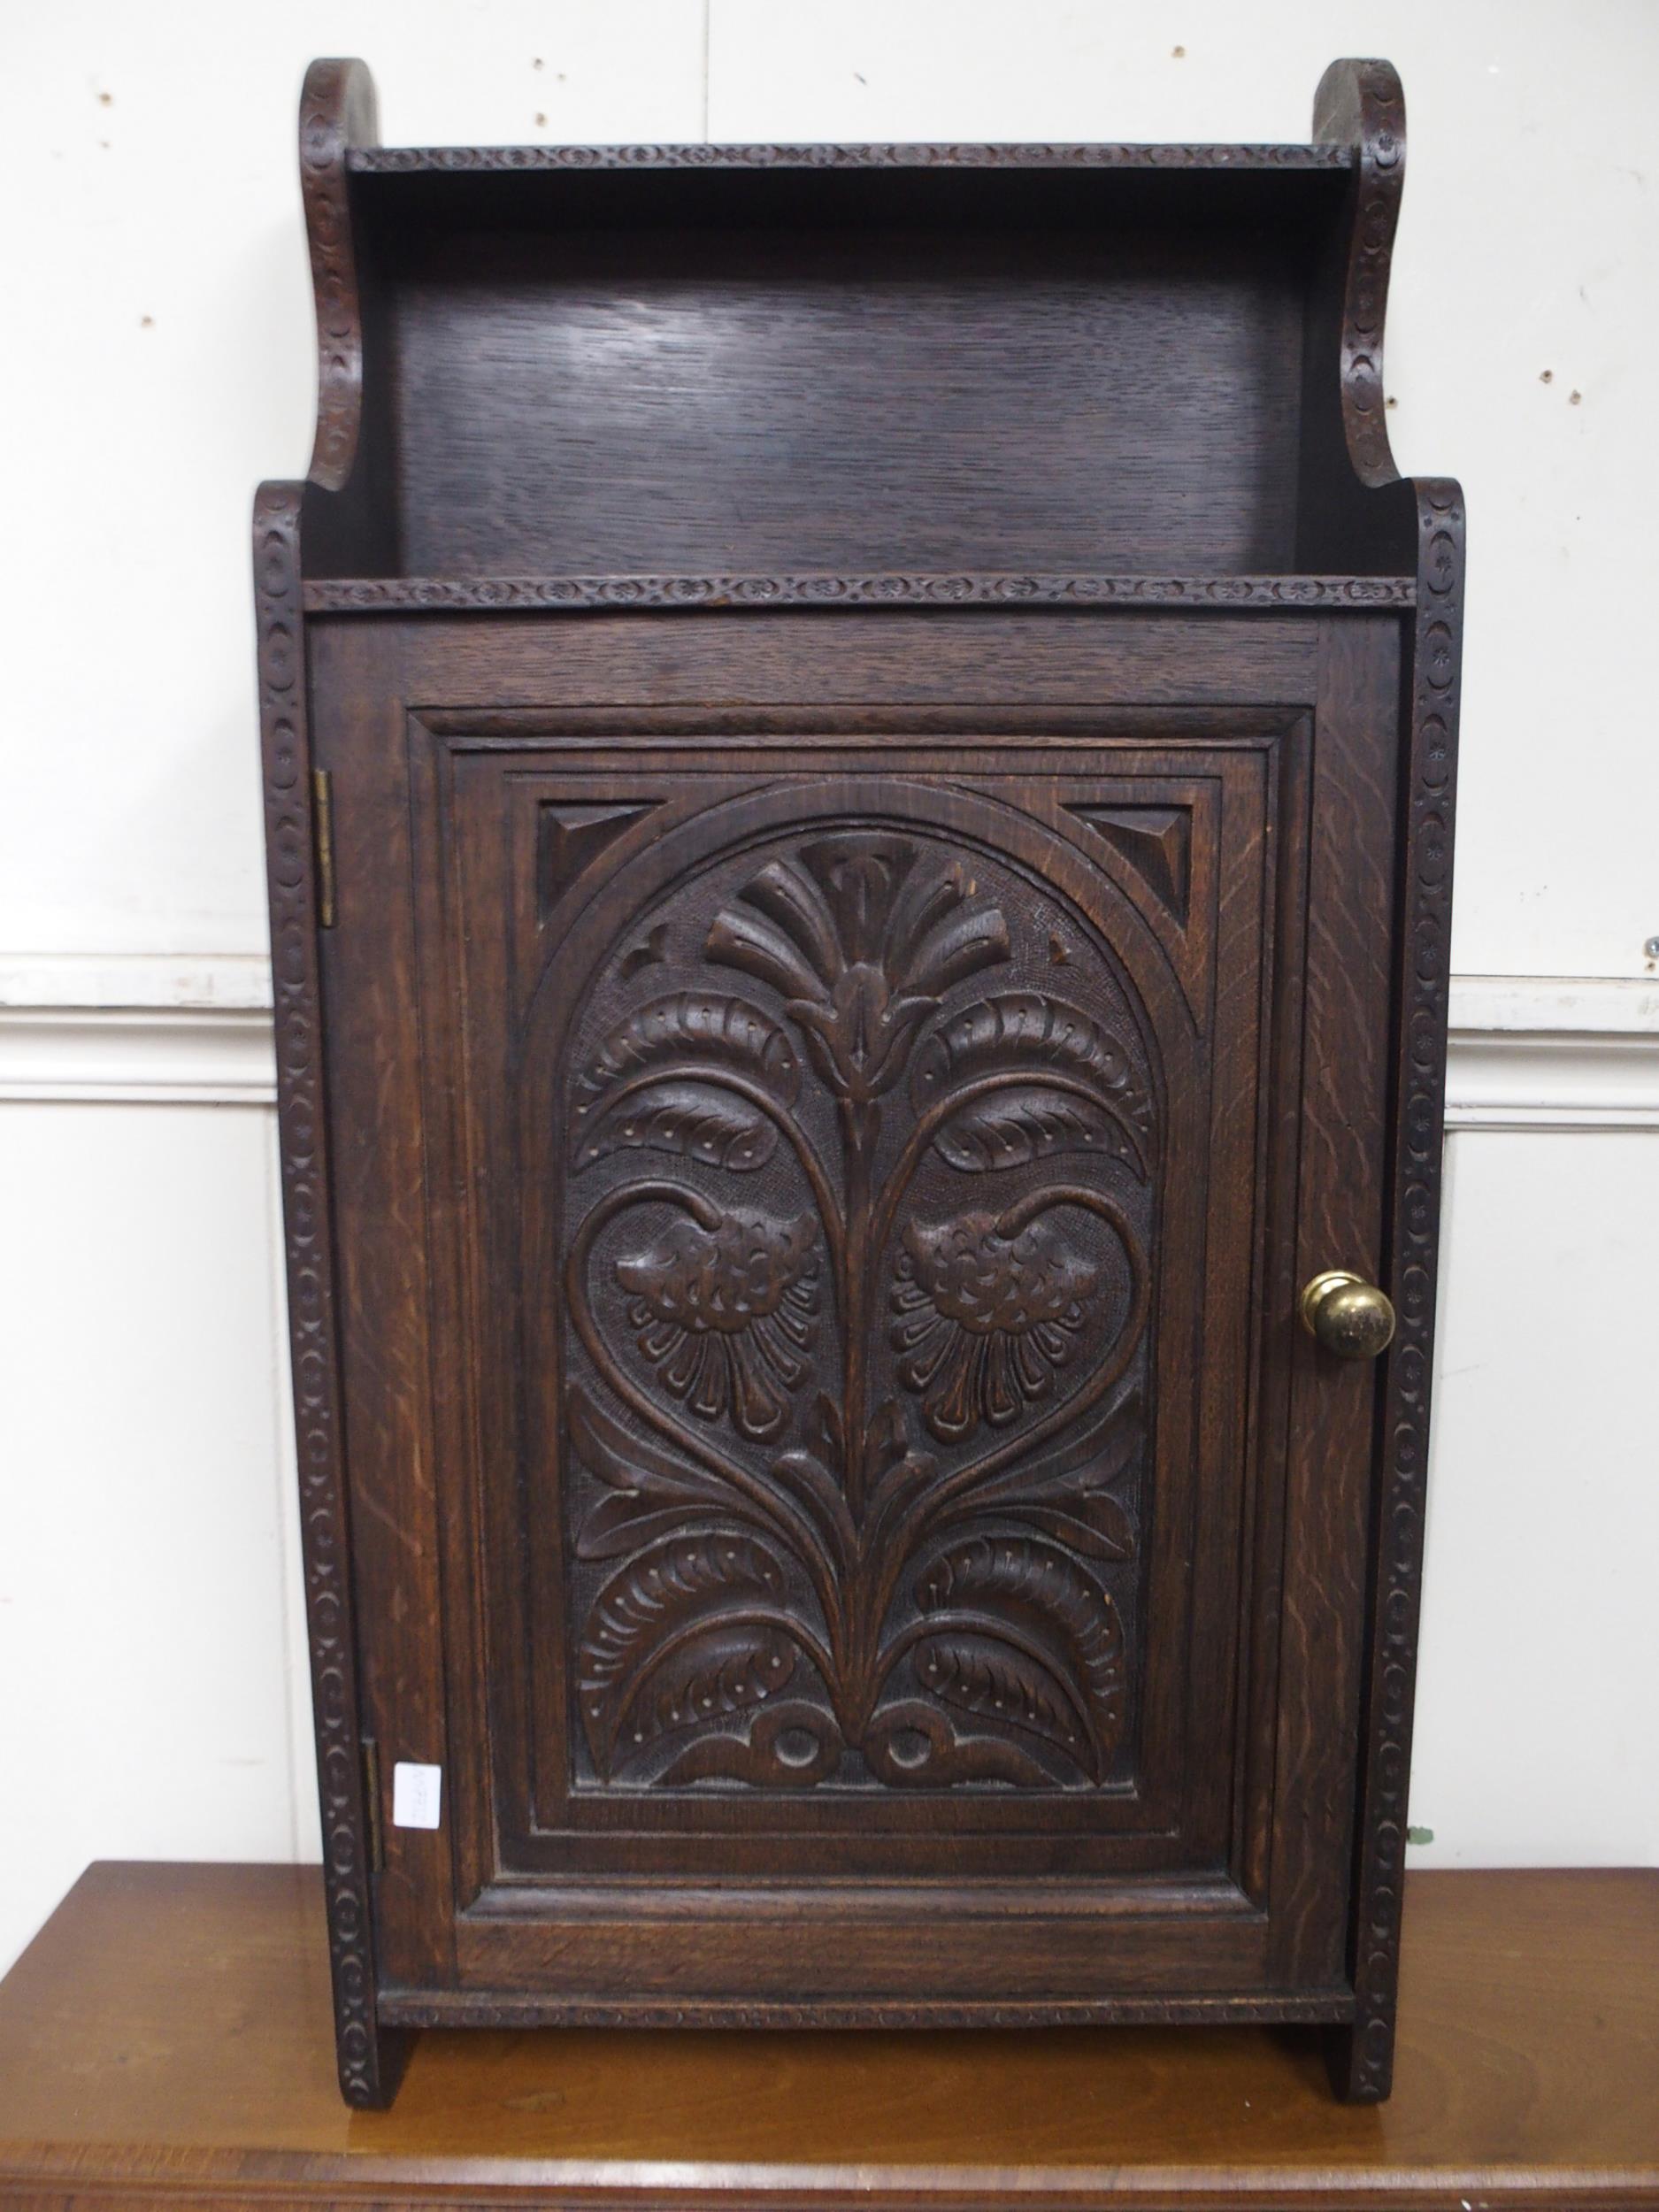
[0,1863,1655,2209]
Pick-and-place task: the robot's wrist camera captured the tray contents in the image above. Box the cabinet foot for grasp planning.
[339,2024,414,2111]
[1325,2018,1394,2103]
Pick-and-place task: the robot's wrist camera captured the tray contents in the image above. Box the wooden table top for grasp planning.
[0,1863,1655,2208]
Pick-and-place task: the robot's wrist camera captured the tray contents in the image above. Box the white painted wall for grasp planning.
[0,1105,317,1974]
[2,0,1655,1977]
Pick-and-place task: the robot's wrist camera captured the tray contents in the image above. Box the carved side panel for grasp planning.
[254,483,403,2108]
[1309,57,1466,2106]
[550,810,1162,1794]
[1342,480,1464,2098]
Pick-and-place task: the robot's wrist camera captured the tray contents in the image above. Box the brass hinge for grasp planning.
[361,1737,384,1872]
[311,767,338,929]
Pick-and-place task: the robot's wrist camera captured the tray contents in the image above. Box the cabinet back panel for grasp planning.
[380,220,1310,578]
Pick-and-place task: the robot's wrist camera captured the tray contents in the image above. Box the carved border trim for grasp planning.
[303,572,1416,615]
[299,59,378,491]
[255,480,402,2110]
[1345,477,1464,2102]
[351,140,1353,175]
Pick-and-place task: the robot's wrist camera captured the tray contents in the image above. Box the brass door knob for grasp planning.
[1299,1271,1395,1360]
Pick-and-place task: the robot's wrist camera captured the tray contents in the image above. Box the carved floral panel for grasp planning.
[556,815,1162,1793]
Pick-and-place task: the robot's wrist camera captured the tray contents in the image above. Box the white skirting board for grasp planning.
[2,962,1656,1125]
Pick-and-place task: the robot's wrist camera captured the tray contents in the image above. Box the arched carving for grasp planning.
[539,795,1174,1793]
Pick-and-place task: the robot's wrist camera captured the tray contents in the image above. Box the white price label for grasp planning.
[391,1761,442,1830]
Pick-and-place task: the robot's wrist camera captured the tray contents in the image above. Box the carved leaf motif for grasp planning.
[1002,1490,1136,1563]
[706,838,1010,1102]
[625,1624,798,1755]
[967,1387,1145,1561]
[572,989,801,1171]
[577,988,802,1104]
[931,1085,1137,1172]
[914,1533,1127,1777]
[868,1399,912,1481]
[569,1385,719,1562]
[579,1492,710,1561]
[573,991,803,1171]
[576,1081,776,1172]
[579,1532,790,1775]
[913,1632,1092,1763]
[994,1386,1144,1498]
[620,922,669,978]
[786,982,938,1102]
[811,1391,845,1478]
[910,992,1154,1173]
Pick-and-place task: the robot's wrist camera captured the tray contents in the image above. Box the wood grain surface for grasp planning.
[1,1863,1655,2208]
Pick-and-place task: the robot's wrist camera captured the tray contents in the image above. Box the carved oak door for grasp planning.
[357,687,1369,2020]
[304,587,1405,2019]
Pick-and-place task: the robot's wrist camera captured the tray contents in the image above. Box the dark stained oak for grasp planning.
[257,56,1462,2106]
[2,1863,1655,2208]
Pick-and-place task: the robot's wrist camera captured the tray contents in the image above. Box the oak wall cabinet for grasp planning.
[256,57,1463,2109]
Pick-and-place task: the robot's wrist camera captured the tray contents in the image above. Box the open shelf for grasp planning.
[304,132,1394,585]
